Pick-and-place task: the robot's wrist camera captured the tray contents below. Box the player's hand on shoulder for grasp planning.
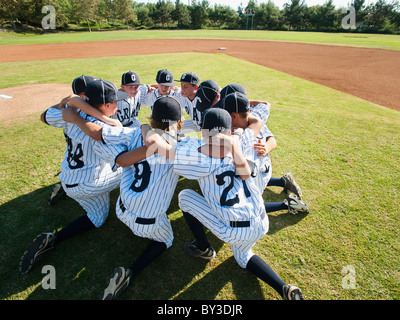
[55,94,76,109]
[103,117,122,127]
[141,124,160,148]
[148,84,158,92]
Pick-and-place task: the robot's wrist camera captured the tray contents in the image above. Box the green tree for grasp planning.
[0,0,30,29]
[351,0,367,25]
[96,0,111,29]
[283,0,307,30]
[254,1,283,30]
[134,2,154,27]
[208,4,238,28]
[113,0,136,28]
[71,0,100,31]
[172,0,189,28]
[364,0,394,30]
[189,0,208,29]
[151,0,174,28]
[308,0,339,29]
[388,1,400,31]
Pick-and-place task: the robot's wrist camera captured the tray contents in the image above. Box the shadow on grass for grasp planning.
[1,179,304,300]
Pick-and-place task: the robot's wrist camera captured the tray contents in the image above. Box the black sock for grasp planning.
[267,177,285,188]
[54,214,95,246]
[246,255,286,298]
[264,202,288,213]
[129,241,167,278]
[182,211,210,251]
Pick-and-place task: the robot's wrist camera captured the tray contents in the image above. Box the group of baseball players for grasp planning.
[19,68,310,300]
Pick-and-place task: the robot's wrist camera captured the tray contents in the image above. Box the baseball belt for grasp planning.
[229,211,266,228]
[119,198,156,225]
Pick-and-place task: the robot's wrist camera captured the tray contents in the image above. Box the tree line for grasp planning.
[1,0,399,33]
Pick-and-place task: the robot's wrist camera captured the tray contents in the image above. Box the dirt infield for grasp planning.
[0,38,399,120]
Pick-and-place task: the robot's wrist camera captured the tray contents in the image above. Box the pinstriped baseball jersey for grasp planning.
[175,136,269,267]
[44,106,127,186]
[247,103,274,191]
[174,137,265,223]
[175,90,202,132]
[101,126,180,224]
[141,88,178,111]
[250,103,273,142]
[114,85,149,128]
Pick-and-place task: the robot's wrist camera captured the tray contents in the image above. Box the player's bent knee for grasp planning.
[87,211,109,228]
[232,250,255,269]
[178,189,194,210]
[178,189,201,212]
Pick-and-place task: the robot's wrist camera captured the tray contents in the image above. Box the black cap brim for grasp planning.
[116,90,130,101]
[158,81,176,87]
[123,82,142,86]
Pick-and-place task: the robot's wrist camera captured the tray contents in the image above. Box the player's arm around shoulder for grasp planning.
[115,145,150,168]
[250,101,271,124]
[246,114,264,136]
[231,138,252,180]
[68,96,122,127]
[40,105,68,129]
[100,125,154,168]
[61,107,103,141]
[250,100,271,109]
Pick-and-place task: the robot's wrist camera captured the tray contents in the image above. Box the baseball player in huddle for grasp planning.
[92,96,183,300]
[114,71,155,128]
[174,72,201,132]
[145,107,304,300]
[20,79,130,274]
[141,69,178,110]
[177,78,221,135]
[48,74,96,207]
[216,83,303,192]
[221,91,309,214]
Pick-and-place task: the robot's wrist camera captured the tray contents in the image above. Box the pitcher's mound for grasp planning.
[0,83,71,121]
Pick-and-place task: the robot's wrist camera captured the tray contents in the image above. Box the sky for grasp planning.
[141,0,377,10]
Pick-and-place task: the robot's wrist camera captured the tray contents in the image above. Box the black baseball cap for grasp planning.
[72,75,96,95]
[201,108,231,135]
[214,83,246,109]
[156,69,175,86]
[85,79,129,105]
[196,80,220,112]
[178,72,200,86]
[152,96,182,123]
[221,83,246,99]
[121,71,142,86]
[221,92,250,114]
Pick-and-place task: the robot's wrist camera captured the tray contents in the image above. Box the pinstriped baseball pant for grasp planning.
[115,196,174,249]
[61,170,122,228]
[178,189,269,268]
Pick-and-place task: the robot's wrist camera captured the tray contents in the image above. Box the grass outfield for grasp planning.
[0,53,399,301]
[1,29,400,50]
